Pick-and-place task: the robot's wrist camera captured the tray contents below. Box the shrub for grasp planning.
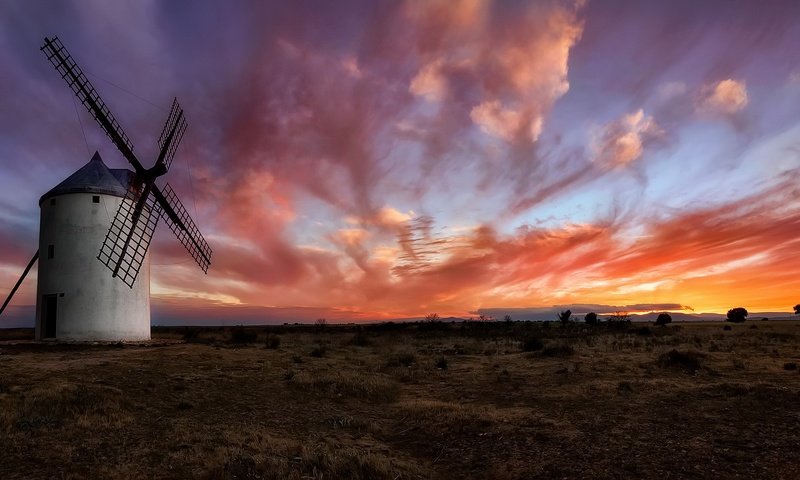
[584,312,598,326]
[609,311,630,323]
[388,352,416,367]
[655,313,672,326]
[182,328,201,342]
[349,329,370,346]
[723,325,732,331]
[558,309,572,324]
[542,343,575,357]
[434,357,448,370]
[229,327,257,344]
[657,349,704,373]
[521,336,544,352]
[264,335,281,349]
[310,344,327,358]
[633,326,652,336]
[726,307,748,323]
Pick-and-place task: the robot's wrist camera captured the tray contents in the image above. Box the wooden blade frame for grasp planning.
[159,183,212,273]
[156,98,187,174]
[98,186,161,288]
[41,37,141,170]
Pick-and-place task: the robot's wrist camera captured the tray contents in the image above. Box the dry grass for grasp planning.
[1,320,800,479]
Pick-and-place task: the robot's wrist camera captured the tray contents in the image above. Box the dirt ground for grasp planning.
[1,320,799,479]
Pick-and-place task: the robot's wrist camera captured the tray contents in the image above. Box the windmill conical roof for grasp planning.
[39,151,136,205]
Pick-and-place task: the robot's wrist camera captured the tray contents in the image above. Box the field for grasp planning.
[1,320,800,479]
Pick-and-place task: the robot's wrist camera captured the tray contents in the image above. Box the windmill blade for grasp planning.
[41,36,146,174]
[155,98,187,174]
[154,183,212,273]
[97,187,162,288]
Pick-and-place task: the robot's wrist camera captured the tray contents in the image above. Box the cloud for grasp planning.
[409,59,447,101]
[405,0,585,144]
[592,109,663,168]
[698,79,748,115]
[470,100,542,142]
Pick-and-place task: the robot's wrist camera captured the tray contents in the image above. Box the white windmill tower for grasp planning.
[0,37,212,341]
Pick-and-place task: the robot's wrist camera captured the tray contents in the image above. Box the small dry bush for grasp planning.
[398,400,496,434]
[541,343,575,357]
[1,383,130,432]
[657,349,705,373]
[348,329,370,346]
[310,344,327,357]
[264,334,281,349]
[386,350,416,367]
[288,370,399,403]
[230,327,258,344]
[203,433,421,480]
[520,336,544,352]
[434,356,448,370]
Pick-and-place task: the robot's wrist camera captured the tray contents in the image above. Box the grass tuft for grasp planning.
[657,349,705,373]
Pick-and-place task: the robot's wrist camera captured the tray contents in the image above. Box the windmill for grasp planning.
[0,36,212,341]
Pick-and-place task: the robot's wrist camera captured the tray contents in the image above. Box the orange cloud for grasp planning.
[698,79,748,115]
[406,0,585,143]
[592,109,663,168]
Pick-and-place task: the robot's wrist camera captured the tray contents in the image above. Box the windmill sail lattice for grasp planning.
[41,36,212,287]
[157,98,187,173]
[98,190,162,288]
[41,37,136,162]
[160,184,212,272]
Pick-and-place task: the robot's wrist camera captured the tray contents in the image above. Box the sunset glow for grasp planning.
[2,0,800,324]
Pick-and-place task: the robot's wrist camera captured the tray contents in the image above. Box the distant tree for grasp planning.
[609,311,630,323]
[584,312,598,326]
[558,309,572,324]
[726,307,748,323]
[503,315,513,323]
[315,317,327,327]
[425,313,440,323]
[794,304,800,316]
[655,313,672,327]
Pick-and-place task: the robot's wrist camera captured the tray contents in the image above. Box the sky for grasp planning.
[1,0,800,325]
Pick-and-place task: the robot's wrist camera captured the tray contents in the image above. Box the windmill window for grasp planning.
[47,244,54,259]
[50,198,56,206]
[92,195,100,203]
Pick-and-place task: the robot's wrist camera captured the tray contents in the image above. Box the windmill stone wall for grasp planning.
[35,152,150,341]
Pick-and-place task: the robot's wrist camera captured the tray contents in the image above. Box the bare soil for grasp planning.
[1,321,799,479]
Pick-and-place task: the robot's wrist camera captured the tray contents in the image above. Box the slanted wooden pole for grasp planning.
[0,250,39,317]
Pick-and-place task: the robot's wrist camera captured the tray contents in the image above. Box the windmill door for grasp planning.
[42,294,57,338]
